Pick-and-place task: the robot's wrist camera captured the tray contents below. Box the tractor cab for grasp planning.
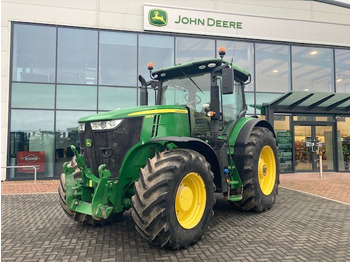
[140,49,251,141]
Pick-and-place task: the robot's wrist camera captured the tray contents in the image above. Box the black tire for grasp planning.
[58,156,121,225]
[131,149,215,249]
[232,127,279,212]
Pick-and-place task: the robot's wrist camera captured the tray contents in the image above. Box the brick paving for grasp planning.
[2,172,350,204]
[2,189,350,261]
[280,172,350,204]
[1,180,59,195]
[1,173,350,261]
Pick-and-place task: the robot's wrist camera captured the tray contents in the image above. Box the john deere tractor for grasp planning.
[59,48,279,249]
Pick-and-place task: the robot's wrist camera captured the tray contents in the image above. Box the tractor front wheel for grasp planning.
[232,126,279,212]
[131,149,215,249]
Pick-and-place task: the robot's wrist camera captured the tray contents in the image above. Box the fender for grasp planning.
[151,136,222,190]
[232,118,276,178]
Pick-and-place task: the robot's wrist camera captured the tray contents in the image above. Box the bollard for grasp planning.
[319,155,323,179]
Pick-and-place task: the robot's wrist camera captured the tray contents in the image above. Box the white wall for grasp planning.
[1,0,350,180]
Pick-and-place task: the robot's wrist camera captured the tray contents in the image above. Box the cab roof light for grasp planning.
[148,62,154,79]
[219,47,226,61]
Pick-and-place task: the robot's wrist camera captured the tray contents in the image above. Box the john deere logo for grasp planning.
[85,139,92,148]
[149,9,168,27]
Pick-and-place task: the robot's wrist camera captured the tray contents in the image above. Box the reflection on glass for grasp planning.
[99,31,137,86]
[255,92,282,114]
[335,49,350,93]
[337,117,350,171]
[11,83,55,109]
[176,37,215,64]
[292,46,334,92]
[12,24,56,83]
[55,111,94,174]
[58,28,98,84]
[217,40,254,91]
[98,86,137,110]
[139,34,174,81]
[57,85,97,110]
[256,44,290,92]
[9,110,55,178]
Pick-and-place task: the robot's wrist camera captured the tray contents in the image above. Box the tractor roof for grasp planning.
[152,58,250,83]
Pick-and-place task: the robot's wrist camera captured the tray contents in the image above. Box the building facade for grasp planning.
[1,0,350,180]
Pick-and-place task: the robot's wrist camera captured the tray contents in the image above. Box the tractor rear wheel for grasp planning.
[58,157,121,225]
[232,127,279,212]
[131,149,215,249]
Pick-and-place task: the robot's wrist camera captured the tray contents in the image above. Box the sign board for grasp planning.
[276,130,293,172]
[17,151,45,173]
[144,4,350,46]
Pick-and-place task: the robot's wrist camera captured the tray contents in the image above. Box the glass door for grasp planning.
[316,126,334,171]
[295,126,313,171]
[294,124,334,171]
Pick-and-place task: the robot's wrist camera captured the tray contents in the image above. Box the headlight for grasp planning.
[78,123,85,133]
[90,119,123,131]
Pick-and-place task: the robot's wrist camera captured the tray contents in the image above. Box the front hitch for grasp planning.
[63,145,113,220]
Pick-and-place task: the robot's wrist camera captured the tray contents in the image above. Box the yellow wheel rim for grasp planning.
[175,172,206,229]
[258,145,276,196]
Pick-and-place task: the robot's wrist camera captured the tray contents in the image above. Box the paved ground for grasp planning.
[2,172,350,204]
[2,173,350,261]
[280,172,350,204]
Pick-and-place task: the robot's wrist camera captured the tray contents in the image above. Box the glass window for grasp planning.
[245,92,254,115]
[55,110,94,174]
[256,44,291,92]
[335,49,350,93]
[138,34,174,81]
[98,86,137,111]
[12,24,56,83]
[217,40,254,91]
[222,82,245,126]
[57,28,98,84]
[176,37,215,64]
[57,85,97,110]
[99,31,137,86]
[292,46,334,92]
[8,109,55,179]
[11,83,55,109]
[337,117,350,171]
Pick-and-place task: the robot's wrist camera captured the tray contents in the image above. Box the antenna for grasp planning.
[231,28,240,64]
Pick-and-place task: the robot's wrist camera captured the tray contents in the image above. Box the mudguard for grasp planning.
[232,118,275,178]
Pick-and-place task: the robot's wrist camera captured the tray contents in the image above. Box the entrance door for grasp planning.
[294,125,334,171]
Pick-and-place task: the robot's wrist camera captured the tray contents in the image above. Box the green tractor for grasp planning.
[59,48,279,249]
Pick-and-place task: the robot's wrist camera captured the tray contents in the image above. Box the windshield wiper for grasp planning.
[182,71,203,93]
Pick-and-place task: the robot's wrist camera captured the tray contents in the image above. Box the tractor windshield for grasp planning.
[161,72,210,112]
[160,71,245,137]
[161,72,211,136]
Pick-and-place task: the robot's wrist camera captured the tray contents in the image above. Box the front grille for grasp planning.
[79,117,143,179]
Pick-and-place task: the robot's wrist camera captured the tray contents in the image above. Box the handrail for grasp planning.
[1,166,37,183]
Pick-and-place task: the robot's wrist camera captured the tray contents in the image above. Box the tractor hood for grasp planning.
[78,105,189,123]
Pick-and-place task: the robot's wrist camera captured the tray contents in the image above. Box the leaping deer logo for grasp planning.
[152,11,166,24]
[148,9,168,26]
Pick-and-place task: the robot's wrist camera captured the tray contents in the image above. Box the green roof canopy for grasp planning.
[263,91,350,124]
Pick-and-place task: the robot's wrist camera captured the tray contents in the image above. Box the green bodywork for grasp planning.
[63,58,258,220]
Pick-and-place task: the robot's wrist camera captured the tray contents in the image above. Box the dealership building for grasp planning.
[1,0,350,180]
